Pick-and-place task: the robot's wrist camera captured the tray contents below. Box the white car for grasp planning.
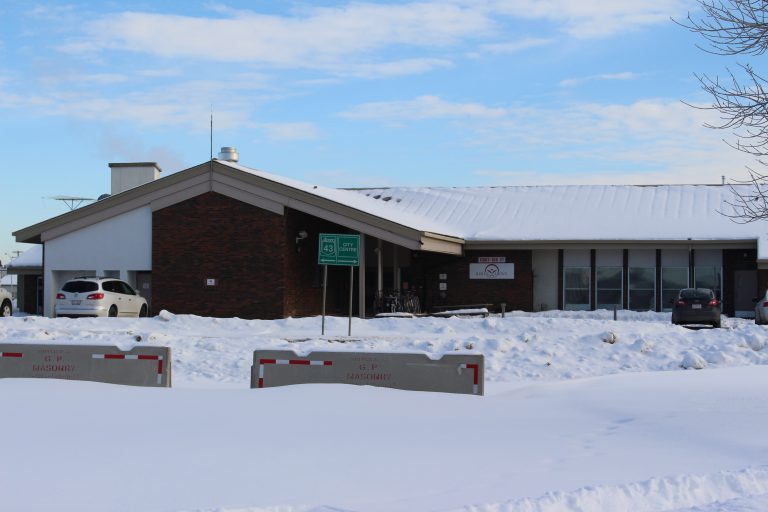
[0,287,12,317]
[55,277,148,318]
[756,291,768,325]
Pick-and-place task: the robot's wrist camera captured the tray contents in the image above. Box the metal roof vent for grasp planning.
[217,146,239,162]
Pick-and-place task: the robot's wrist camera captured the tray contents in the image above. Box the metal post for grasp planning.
[500,303,506,318]
[613,304,617,321]
[321,265,328,335]
[348,265,354,336]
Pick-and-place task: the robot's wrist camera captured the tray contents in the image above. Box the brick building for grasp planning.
[12,150,768,318]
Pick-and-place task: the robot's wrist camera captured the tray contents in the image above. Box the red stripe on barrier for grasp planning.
[289,359,310,365]
[467,364,479,385]
[104,354,125,359]
[323,361,333,366]
[138,355,159,360]
[1,352,22,358]
[157,359,164,375]
[258,377,264,388]
[260,358,276,365]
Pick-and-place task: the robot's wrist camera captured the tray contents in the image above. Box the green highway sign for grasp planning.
[318,233,360,266]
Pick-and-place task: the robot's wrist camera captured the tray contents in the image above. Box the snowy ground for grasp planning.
[2,310,768,511]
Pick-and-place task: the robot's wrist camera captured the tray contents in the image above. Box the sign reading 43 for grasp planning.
[318,234,360,266]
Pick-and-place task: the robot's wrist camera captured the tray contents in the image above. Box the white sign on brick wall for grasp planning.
[470,263,514,280]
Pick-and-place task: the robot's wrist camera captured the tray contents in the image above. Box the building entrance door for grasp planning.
[734,269,757,318]
[136,272,152,314]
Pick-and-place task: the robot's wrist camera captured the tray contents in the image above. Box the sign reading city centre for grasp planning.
[318,233,360,266]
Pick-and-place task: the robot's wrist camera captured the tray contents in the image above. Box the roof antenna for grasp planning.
[47,195,95,210]
[208,105,214,177]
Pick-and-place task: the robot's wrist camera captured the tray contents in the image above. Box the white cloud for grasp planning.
[139,68,184,78]
[56,1,687,77]
[480,38,554,55]
[342,58,453,78]
[43,78,265,129]
[487,0,687,38]
[262,122,320,142]
[341,95,508,121]
[61,3,492,72]
[39,72,129,87]
[344,93,759,184]
[559,71,640,87]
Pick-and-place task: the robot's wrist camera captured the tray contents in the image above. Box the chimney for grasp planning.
[217,146,239,162]
[108,162,162,195]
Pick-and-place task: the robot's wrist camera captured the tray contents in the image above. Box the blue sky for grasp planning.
[0,0,760,261]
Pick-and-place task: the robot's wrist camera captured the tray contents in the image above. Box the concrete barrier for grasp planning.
[251,350,483,395]
[0,343,171,387]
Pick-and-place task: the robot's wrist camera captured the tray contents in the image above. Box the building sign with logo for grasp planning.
[318,234,360,266]
[469,263,515,280]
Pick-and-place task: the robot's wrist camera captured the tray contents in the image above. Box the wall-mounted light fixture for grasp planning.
[295,230,308,252]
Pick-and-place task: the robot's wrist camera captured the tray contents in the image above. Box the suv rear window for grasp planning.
[680,288,713,300]
[62,281,99,293]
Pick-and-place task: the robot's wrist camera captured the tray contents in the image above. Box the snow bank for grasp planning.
[457,466,768,512]
[2,310,768,387]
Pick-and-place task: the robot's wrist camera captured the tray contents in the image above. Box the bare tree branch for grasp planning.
[721,166,768,222]
[675,0,768,55]
[678,0,768,223]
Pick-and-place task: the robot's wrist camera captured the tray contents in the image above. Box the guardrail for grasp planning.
[251,349,484,395]
[0,343,171,387]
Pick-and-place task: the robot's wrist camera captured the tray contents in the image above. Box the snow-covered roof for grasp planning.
[351,184,767,242]
[14,157,768,259]
[221,161,459,237]
[8,245,42,269]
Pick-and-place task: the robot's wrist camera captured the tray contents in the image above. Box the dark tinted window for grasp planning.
[680,288,713,300]
[101,281,118,293]
[62,281,98,293]
[118,282,136,295]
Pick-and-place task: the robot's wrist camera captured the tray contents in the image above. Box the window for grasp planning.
[629,267,655,311]
[564,267,590,310]
[62,281,98,293]
[694,266,722,301]
[596,267,622,310]
[662,267,689,311]
[680,288,714,300]
[102,281,118,293]
[118,282,136,295]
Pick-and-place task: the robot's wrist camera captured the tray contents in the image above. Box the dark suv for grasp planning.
[671,288,721,328]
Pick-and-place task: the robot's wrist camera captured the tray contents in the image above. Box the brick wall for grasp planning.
[415,250,533,313]
[152,192,286,319]
[282,208,356,317]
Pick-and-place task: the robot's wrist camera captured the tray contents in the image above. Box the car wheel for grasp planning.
[0,300,11,317]
[139,305,148,318]
[108,305,118,317]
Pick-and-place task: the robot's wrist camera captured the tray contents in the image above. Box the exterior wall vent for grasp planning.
[217,147,239,162]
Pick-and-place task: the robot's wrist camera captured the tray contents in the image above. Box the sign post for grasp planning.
[318,234,360,336]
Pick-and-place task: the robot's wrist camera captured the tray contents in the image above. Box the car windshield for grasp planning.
[61,281,98,293]
[680,288,713,300]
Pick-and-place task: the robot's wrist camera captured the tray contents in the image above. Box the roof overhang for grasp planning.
[13,160,466,254]
[465,238,759,251]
